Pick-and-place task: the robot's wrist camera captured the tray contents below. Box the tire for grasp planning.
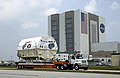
[56,65,60,70]
[17,66,20,69]
[19,66,21,69]
[60,65,64,70]
[21,66,24,69]
[74,65,79,70]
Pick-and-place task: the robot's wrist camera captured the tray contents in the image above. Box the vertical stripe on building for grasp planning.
[81,12,87,34]
[51,14,59,52]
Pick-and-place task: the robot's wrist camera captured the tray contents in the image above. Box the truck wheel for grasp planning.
[17,66,19,69]
[21,66,24,69]
[74,65,79,70]
[56,65,60,70]
[60,65,64,70]
[19,66,21,69]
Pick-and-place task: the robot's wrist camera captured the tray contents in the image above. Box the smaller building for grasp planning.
[111,53,120,66]
[91,41,120,65]
[0,60,15,66]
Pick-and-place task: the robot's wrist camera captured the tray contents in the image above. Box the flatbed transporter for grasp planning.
[16,36,88,70]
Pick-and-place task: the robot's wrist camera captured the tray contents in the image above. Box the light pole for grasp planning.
[11,56,12,64]
[105,55,108,65]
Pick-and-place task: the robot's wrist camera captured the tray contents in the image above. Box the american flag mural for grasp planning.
[81,12,87,34]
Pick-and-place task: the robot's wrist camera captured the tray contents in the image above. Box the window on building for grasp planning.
[51,20,57,26]
[66,18,72,24]
[52,26,58,30]
[66,28,72,33]
[66,38,73,43]
[66,23,72,28]
[52,30,58,35]
[66,33,72,38]
[52,35,58,40]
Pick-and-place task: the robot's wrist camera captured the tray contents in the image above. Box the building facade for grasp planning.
[48,9,106,58]
[111,53,120,66]
[91,41,120,65]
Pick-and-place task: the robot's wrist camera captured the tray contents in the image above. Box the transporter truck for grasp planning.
[16,36,88,70]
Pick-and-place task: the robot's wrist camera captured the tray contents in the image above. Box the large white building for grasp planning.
[48,9,106,58]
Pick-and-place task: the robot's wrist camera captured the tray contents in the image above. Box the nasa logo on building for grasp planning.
[100,23,105,33]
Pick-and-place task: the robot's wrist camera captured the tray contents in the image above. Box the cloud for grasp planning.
[110,1,120,10]
[0,0,20,21]
[0,0,36,21]
[107,21,120,41]
[45,8,59,16]
[0,0,63,21]
[21,20,39,29]
[84,0,97,13]
[108,21,119,30]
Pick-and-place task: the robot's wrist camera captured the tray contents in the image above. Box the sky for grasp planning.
[0,0,120,61]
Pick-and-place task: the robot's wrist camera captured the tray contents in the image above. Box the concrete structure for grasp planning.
[111,53,120,66]
[91,41,120,65]
[91,41,120,53]
[48,9,106,58]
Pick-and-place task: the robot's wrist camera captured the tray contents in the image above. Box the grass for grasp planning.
[25,68,120,75]
[0,66,120,75]
[0,66,17,70]
[1,66,120,70]
[89,66,120,70]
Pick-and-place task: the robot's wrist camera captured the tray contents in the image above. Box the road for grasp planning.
[0,70,119,78]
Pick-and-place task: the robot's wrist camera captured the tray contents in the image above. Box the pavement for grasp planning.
[87,69,120,73]
[80,69,120,75]
[0,70,120,78]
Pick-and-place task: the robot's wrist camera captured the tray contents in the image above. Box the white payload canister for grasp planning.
[17,35,58,62]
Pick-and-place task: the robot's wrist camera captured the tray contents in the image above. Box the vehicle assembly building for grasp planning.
[48,9,120,66]
[48,9,105,58]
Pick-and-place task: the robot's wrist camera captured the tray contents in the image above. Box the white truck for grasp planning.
[55,53,88,70]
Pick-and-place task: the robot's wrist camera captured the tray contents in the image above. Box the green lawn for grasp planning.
[0,66,120,75]
[0,66,16,70]
[0,66,120,70]
[89,66,120,70]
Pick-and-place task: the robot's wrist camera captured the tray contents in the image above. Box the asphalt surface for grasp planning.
[88,69,120,73]
[0,70,120,78]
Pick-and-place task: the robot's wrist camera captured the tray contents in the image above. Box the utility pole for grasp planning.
[11,56,12,64]
[105,55,108,65]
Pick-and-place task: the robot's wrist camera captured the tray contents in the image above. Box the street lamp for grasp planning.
[11,56,12,64]
[105,55,108,65]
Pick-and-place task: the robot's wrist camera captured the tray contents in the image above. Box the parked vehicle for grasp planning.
[16,36,88,70]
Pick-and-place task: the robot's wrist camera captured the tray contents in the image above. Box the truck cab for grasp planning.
[55,53,88,70]
[70,53,88,70]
